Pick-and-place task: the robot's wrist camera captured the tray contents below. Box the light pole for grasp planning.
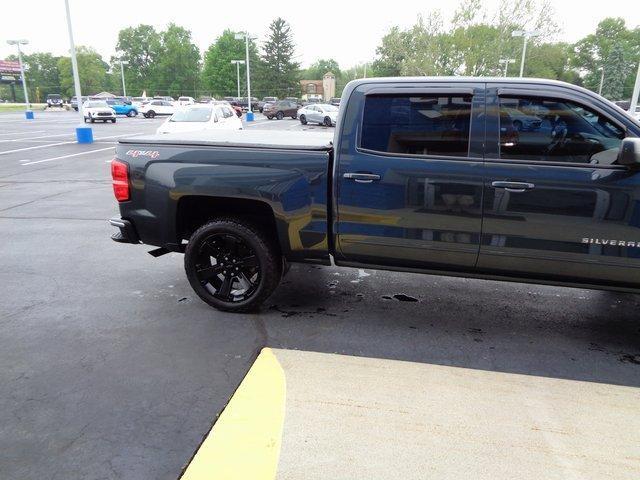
[234,32,254,121]
[630,60,640,115]
[231,60,245,98]
[119,60,129,97]
[499,58,515,77]
[512,30,540,77]
[598,66,605,96]
[7,39,32,119]
[64,0,93,143]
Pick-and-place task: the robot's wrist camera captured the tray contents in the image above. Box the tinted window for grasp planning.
[499,97,625,165]
[361,94,472,157]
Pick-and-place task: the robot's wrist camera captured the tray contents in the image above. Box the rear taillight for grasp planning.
[111,159,130,202]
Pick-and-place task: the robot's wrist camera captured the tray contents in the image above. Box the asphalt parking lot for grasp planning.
[1,110,639,479]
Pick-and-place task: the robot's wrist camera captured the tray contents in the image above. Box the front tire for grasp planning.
[147,110,156,118]
[276,111,284,120]
[300,114,307,125]
[184,219,282,312]
[111,118,116,123]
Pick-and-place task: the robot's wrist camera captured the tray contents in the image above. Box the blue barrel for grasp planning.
[246,111,255,122]
[76,126,94,144]
[25,110,34,120]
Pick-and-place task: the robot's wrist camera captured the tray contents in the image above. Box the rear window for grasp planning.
[170,107,213,122]
[361,94,472,157]
[86,101,108,108]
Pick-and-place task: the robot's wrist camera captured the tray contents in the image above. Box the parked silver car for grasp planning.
[297,103,339,126]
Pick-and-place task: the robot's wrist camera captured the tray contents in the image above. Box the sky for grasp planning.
[1,0,639,69]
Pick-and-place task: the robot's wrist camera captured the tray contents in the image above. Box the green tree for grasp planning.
[602,44,629,100]
[18,52,61,101]
[57,46,108,97]
[573,18,640,99]
[371,27,410,77]
[302,59,341,80]
[202,30,260,98]
[260,18,300,97]
[155,24,201,97]
[370,0,561,78]
[113,24,162,96]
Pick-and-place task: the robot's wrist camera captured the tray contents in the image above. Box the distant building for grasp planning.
[299,72,336,101]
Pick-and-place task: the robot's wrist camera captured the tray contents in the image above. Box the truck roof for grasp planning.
[119,130,334,151]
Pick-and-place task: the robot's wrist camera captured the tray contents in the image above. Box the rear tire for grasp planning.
[324,116,332,127]
[184,219,282,312]
[127,110,137,117]
[111,119,116,123]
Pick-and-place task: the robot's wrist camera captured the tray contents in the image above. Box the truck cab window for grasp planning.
[361,94,472,157]
[499,97,625,165]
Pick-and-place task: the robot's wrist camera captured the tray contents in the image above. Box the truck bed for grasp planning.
[115,129,335,264]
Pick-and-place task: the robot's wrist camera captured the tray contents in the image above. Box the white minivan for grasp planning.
[156,103,243,134]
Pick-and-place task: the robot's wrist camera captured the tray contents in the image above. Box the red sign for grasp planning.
[0,60,21,74]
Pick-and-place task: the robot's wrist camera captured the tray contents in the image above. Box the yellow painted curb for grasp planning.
[180,348,286,480]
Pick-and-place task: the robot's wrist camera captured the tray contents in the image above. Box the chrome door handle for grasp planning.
[343,172,381,184]
[491,181,535,193]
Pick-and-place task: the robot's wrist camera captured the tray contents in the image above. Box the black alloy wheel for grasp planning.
[185,219,281,312]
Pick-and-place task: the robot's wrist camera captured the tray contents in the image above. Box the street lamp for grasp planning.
[119,60,129,97]
[499,58,515,77]
[512,30,541,77]
[7,39,32,119]
[64,0,93,143]
[234,32,254,121]
[230,60,245,98]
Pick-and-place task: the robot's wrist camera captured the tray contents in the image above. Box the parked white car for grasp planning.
[156,104,243,134]
[177,96,196,106]
[82,100,116,123]
[297,103,339,126]
[140,100,175,118]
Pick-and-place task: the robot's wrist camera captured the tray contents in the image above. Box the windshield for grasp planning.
[48,95,61,99]
[170,107,213,122]
[86,101,108,108]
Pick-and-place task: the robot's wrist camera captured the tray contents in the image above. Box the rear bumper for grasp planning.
[109,217,140,244]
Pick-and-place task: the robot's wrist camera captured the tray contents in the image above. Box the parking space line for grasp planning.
[0,133,143,156]
[180,348,285,480]
[0,133,76,143]
[20,147,115,165]
[0,130,46,137]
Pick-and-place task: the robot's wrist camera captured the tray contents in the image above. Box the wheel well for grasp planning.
[176,196,279,245]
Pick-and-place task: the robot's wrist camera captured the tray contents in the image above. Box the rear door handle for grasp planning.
[343,172,381,184]
[491,181,535,193]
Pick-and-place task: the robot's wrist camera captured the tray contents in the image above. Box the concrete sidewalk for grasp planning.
[182,348,639,480]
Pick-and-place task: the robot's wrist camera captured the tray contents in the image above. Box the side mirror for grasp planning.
[617,138,640,168]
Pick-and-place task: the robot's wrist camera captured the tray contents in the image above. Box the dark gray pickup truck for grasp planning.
[110,77,640,312]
